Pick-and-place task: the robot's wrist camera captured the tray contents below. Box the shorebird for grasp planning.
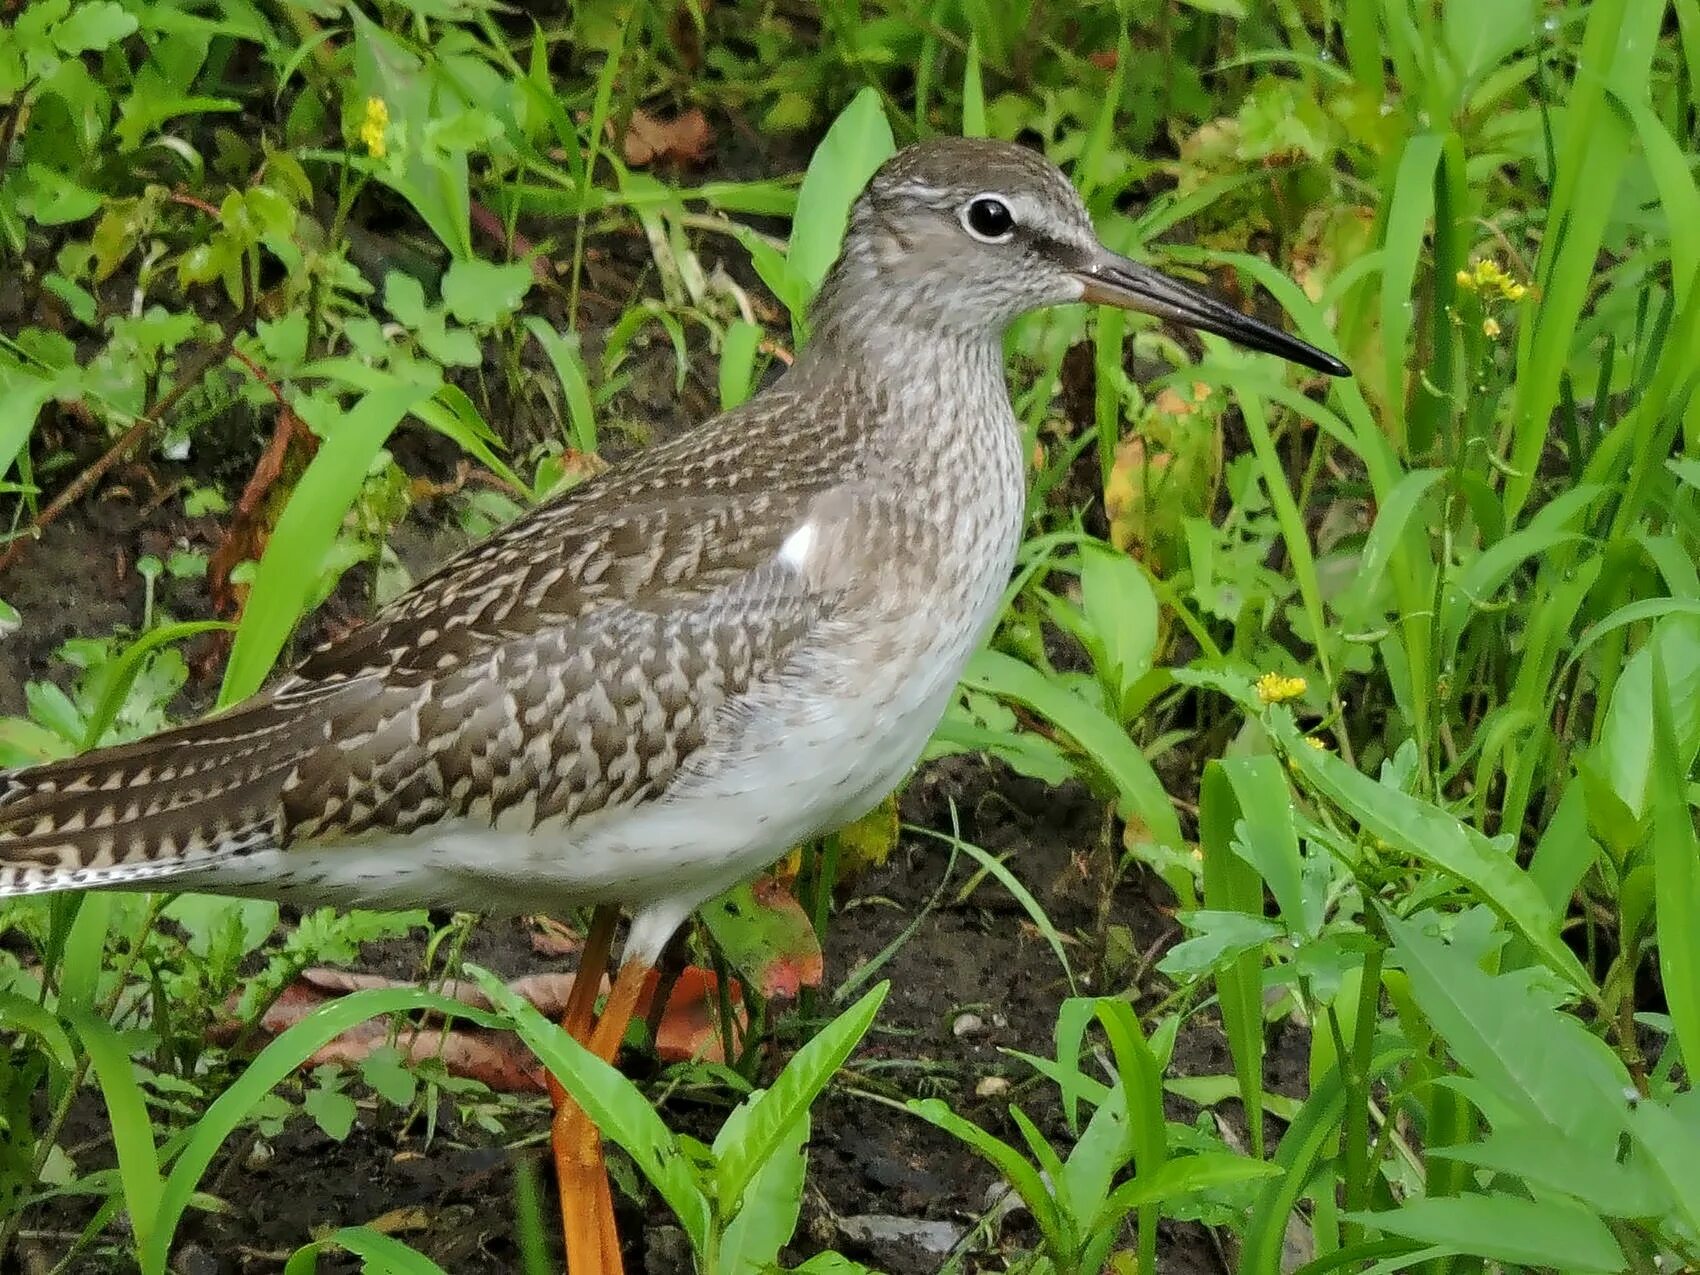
[0,137,1346,1273]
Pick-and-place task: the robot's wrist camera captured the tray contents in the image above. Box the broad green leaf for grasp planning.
[1430,1125,1662,1217]
[68,1012,165,1265]
[52,0,138,53]
[719,1107,809,1274]
[473,969,712,1250]
[1443,0,1537,81]
[965,648,1184,862]
[1078,543,1159,718]
[1596,614,1700,820]
[1275,711,1593,993]
[718,319,764,411]
[219,383,430,707]
[1382,909,1629,1154]
[0,371,56,480]
[714,983,886,1215]
[1349,1194,1625,1272]
[1156,910,1285,978]
[1059,1080,1130,1228]
[788,87,895,296]
[1627,1092,1700,1237]
[441,258,535,326]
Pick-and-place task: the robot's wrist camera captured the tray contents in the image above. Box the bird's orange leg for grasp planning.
[555,954,655,1275]
[549,906,621,1275]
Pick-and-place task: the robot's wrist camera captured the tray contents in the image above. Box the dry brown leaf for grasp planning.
[622,107,712,167]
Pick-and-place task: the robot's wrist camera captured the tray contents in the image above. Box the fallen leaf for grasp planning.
[649,965,744,1063]
[529,915,583,958]
[701,876,825,1001]
[837,793,900,880]
[621,107,712,167]
[211,962,745,1092]
[366,1206,431,1236]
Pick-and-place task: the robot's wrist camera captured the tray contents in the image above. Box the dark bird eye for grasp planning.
[962,196,1015,242]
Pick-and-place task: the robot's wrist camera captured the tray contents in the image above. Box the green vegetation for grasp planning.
[2,0,1698,1271]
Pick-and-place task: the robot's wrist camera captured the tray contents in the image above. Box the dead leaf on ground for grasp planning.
[621,107,712,167]
[212,962,745,1092]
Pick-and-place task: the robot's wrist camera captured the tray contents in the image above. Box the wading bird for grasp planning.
[0,137,1346,1274]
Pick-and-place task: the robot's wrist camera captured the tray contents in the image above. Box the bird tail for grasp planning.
[0,691,335,899]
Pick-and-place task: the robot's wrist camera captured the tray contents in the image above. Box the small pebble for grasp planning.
[951,1012,984,1038]
[975,1075,1010,1098]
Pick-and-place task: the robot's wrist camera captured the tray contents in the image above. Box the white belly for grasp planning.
[190,609,977,929]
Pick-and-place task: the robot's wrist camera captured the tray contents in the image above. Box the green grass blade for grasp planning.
[218,383,431,707]
[1379,132,1444,447]
[787,88,896,299]
[67,1011,164,1268]
[713,983,887,1216]
[1275,711,1594,993]
[524,316,600,454]
[1199,762,1269,1159]
[1650,648,1700,1078]
[963,648,1184,860]
[471,968,713,1249]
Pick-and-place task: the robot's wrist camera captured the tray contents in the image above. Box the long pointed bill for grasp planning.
[1077,250,1350,377]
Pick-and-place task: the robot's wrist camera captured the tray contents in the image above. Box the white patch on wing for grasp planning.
[779,521,816,571]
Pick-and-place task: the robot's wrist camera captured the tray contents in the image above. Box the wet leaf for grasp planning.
[700,876,825,1000]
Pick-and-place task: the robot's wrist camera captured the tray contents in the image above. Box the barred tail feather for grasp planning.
[0,687,348,900]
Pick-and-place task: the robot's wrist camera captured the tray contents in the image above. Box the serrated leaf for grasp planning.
[441,258,534,326]
[52,1,138,54]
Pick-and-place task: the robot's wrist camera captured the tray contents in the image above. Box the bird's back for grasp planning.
[0,386,868,902]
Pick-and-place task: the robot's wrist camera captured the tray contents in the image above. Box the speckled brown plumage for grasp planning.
[0,137,1345,964]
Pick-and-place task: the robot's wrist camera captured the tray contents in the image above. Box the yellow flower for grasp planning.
[1304,736,1328,750]
[1458,257,1528,303]
[359,96,389,158]
[1482,316,1501,338]
[1255,671,1307,705]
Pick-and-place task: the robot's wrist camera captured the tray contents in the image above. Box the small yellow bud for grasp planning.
[359,97,389,158]
[1455,268,1475,290]
[1505,282,1527,302]
[1482,317,1501,338]
[1304,736,1328,750]
[1255,671,1308,705]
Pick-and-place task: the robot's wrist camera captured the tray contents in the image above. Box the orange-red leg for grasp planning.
[550,907,623,1275]
[556,954,654,1275]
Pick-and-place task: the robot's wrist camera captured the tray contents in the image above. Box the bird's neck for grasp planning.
[792,302,1015,451]
[788,294,1028,539]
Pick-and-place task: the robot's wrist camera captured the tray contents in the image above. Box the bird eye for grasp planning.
[961,196,1016,243]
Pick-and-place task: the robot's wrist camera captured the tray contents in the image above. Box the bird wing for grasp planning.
[0,450,916,896]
